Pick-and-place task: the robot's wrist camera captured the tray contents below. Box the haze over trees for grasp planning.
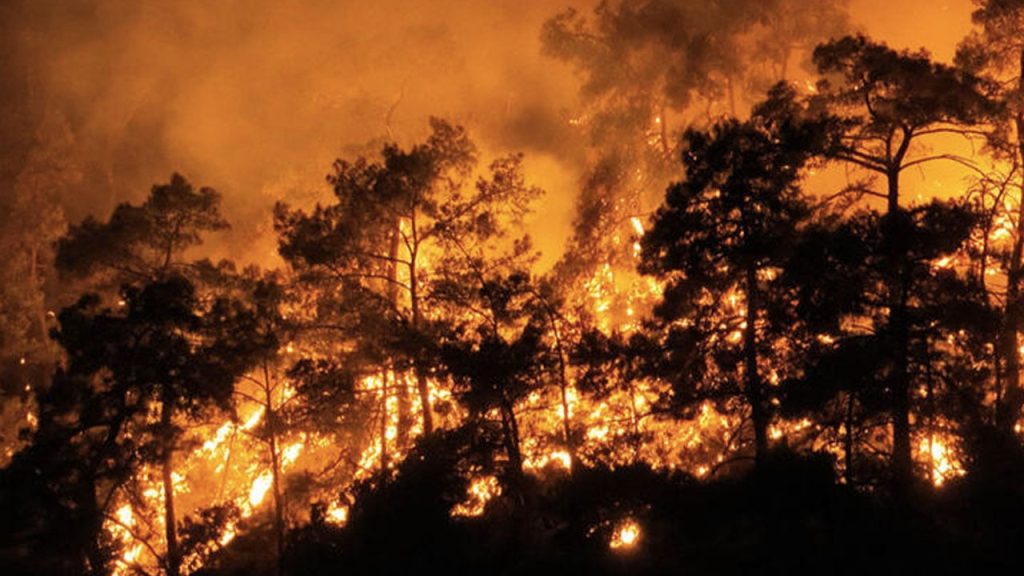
[6,2,1024,575]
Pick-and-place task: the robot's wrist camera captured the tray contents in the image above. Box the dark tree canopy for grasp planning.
[57,173,228,283]
[639,85,832,463]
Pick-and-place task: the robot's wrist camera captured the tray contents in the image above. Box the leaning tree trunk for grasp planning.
[499,395,524,478]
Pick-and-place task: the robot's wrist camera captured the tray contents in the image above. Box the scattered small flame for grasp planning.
[610,519,641,550]
[219,523,237,546]
[630,216,645,237]
[452,475,501,517]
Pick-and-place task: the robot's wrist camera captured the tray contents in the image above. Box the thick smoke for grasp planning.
[0,0,973,269]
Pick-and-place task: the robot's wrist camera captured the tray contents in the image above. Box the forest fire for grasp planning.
[7,0,1024,575]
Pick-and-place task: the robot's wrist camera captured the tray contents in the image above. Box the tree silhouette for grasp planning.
[438,267,559,484]
[957,0,1024,432]
[47,174,236,576]
[640,85,831,464]
[811,34,997,487]
[780,202,997,485]
[10,277,253,576]
[57,172,228,286]
[542,0,851,333]
[276,120,540,445]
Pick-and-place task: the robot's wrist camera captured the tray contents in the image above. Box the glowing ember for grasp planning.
[610,519,641,550]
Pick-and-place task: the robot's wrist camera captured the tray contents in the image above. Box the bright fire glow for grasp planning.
[248,471,273,508]
[452,475,502,517]
[919,436,965,487]
[326,502,349,525]
[610,519,641,550]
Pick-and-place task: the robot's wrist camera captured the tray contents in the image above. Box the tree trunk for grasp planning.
[409,255,433,435]
[379,368,390,474]
[82,474,108,576]
[500,396,523,476]
[550,318,575,470]
[997,108,1024,432]
[264,365,285,576]
[886,169,913,489]
[627,380,643,463]
[160,400,180,576]
[389,222,412,447]
[534,292,575,469]
[925,340,936,487]
[745,265,769,464]
[844,391,855,486]
[269,431,284,576]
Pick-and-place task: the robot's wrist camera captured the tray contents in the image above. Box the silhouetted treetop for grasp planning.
[813,35,998,166]
[57,173,228,282]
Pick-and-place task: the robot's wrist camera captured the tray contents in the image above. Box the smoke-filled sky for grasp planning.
[0,0,976,268]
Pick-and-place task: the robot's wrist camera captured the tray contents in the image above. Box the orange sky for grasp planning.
[853,0,973,61]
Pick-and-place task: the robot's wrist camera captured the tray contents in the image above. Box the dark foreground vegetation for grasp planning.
[221,434,1024,576]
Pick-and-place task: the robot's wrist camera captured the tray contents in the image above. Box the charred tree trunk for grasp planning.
[82,474,109,576]
[389,223,412,447]
[925,340,936,487]
[160,398,181,576]
[379,367,390,475]
[268,430,284,576]
[745,265,769,465]
[886,168,914,490]
[263,364,285,576]
[533,291,576,470]
[844,391,855,486]
[997,99,1024,432]
[499,395,523,477]
[409,247,433,435]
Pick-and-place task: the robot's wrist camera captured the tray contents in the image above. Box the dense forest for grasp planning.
[4,0,1024,574]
